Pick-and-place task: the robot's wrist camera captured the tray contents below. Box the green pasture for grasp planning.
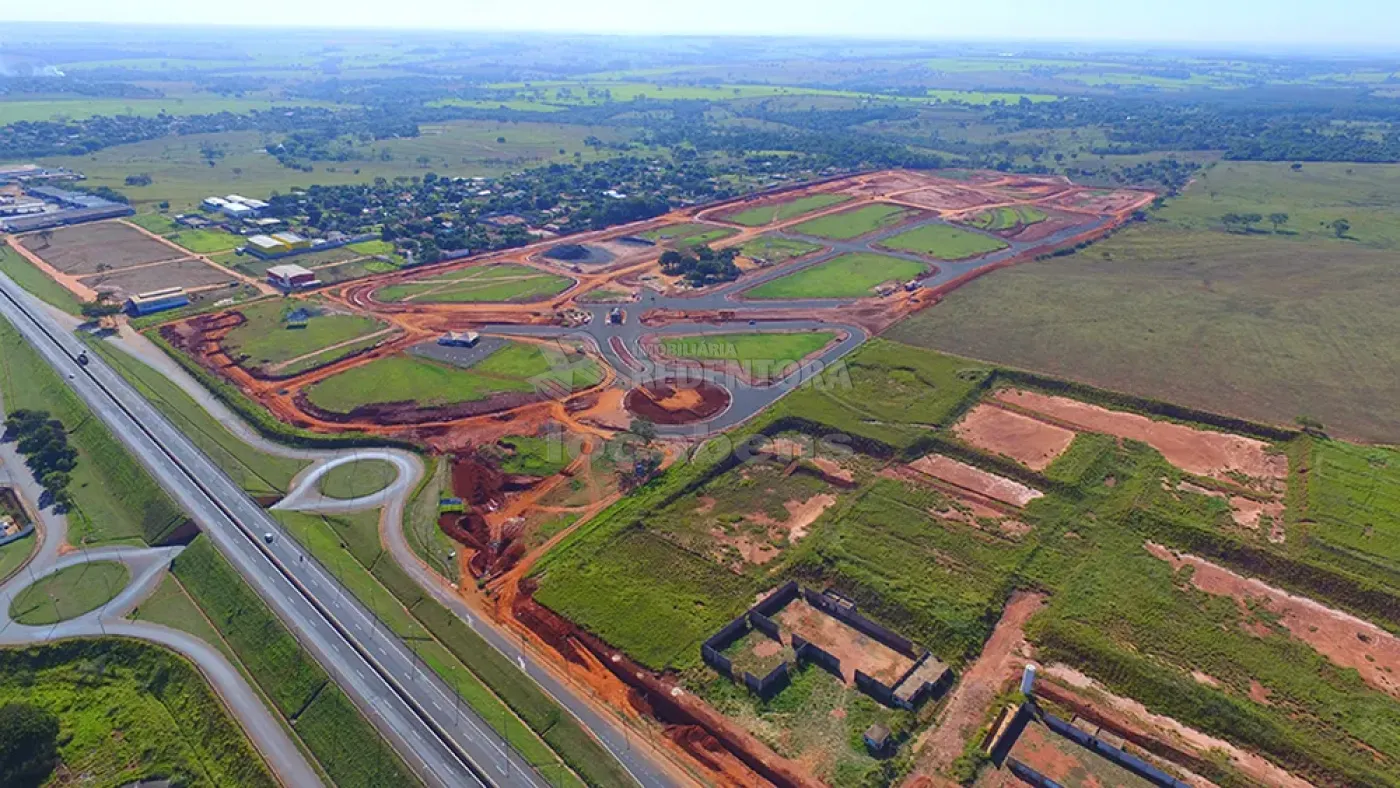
[737,234,824,264]
[790,203,917,240]
[220,299,387,372]
[879,223,1009,260]
[720,193,852,227]
[965,205,1048,232]
[744,252,925,299]
[638,222,737,247]
[374,263,572,304]
[659,331,837,364]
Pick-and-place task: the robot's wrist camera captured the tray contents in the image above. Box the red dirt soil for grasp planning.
[776,598,913,684]
[1038,667,1312,788]
[512,581,821,788]
[624,379,730,425]
[909,454,1044,507]
[909,592,1045,780]
[1146,541,1400,698]
[954,403,1076,472]
[995,389,1287,487]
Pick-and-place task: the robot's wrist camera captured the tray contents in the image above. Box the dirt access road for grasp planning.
[156,169,1151,446]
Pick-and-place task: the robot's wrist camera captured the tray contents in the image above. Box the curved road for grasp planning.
[95,321,684,787]
[0,402,324,788]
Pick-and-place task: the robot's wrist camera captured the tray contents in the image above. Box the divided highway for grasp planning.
[0,271,578,788]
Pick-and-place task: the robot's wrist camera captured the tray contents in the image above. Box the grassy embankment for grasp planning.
[0,315,185,546]
[270,506,638,787]
[0,639,279,787]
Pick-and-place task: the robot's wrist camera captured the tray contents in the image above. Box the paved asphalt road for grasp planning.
[0,271,544,788]
[98,317,682,788]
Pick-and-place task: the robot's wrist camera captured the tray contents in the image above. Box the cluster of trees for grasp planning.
[1221,212,1290,232]
[0,702,59,787]
[2,410,77,509]
[0,106,421,160]
[659,245,740,287]
[267,155,726,261]
[989,95,1400,162]
[0,75,158,99]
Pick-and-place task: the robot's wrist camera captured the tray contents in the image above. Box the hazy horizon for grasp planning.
[2,0,1399,51]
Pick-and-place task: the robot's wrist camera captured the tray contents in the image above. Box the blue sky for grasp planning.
[4,0,1399,48]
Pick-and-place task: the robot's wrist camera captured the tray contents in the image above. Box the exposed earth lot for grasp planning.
[21,221,185,274]
[81,257,235,297]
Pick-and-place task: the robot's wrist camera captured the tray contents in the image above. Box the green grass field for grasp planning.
[1158,161,1400,249]
[166,228,244,254]
[0,96,340,125]
[721,193,853,227]
[1,315,185,545]
[373,263,572,304]
[221,299,387,373]
[659,331,837,364]
[790,203,918,240]
[1305,441,1400,570]
[318,459,400,499]
[126,212,182,235]
[744,252,925,299]
[87,337,309,495]
[305,341,601,414]
[0,640,277,788]
[9,562,130,624]
[886,221,1400,443]
[0,531,35,583]
[638,223,738,247]
[533,337,1400,787]
[879,222,1009,260]
[965,205,1048,232]
[0,244,84,315]
[737,234,824,264]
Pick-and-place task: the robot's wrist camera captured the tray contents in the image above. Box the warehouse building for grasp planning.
[125,287,190,316]
[245,231,311,259]
[267,263,319,290]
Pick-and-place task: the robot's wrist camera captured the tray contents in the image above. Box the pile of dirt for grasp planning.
[294,389,543,426]
[624,378,730,425]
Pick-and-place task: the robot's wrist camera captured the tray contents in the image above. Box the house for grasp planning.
[125,287,189,316]
[175,214,212,229]
[202,196,229,212]
[266,264,319,290]
[863,724,892,756]
[438,331,480,348]
[249,217,283,229]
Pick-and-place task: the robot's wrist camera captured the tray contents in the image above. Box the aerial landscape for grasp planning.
[3,5,1400,788]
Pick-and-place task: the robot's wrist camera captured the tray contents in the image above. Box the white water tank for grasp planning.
[1021,663,1037,696]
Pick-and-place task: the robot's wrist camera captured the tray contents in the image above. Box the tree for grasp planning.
[629,419,657,443]
[1331,218,1351,238]
[0,702,60,787]
[1268,212,1289,232]
[1220,213,1243,232]
[1241,213,1263,232]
